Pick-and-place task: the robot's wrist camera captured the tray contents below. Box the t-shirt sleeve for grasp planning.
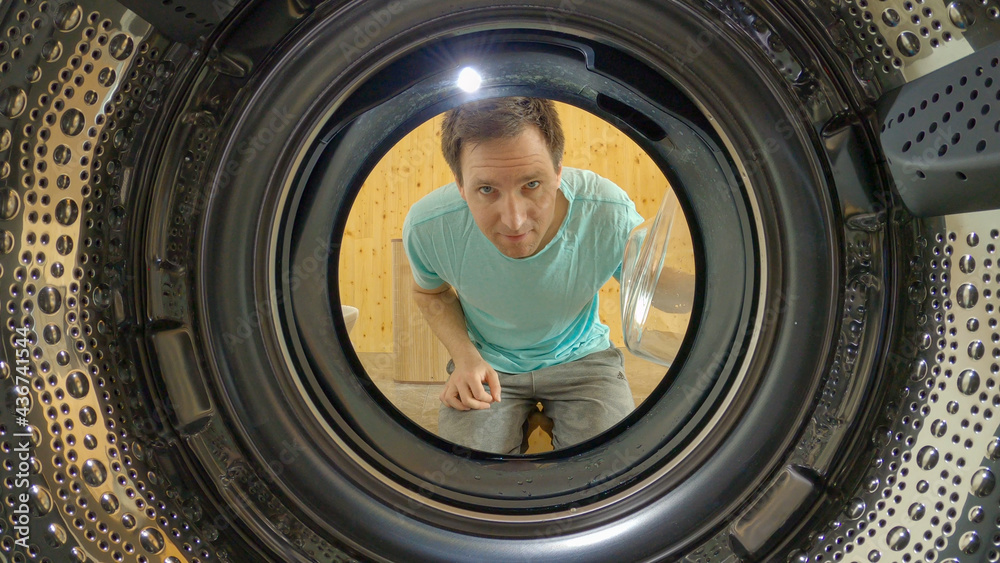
[402,213,446,290]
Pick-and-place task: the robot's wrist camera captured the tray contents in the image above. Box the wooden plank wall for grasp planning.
[339,102,694,355]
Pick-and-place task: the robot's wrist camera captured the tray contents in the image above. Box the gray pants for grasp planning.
[438,346,635,454]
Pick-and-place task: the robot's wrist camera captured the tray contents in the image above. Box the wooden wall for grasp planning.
[338,102,694,354]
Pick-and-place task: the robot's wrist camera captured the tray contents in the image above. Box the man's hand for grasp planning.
[440,357,502,411]
[409,281,502,410]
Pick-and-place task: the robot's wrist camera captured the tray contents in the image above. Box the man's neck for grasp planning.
[536,189,569,251]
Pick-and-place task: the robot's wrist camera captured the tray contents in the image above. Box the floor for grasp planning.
[358,350,671,452]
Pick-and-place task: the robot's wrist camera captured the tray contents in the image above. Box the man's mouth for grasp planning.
[500,232,529,241]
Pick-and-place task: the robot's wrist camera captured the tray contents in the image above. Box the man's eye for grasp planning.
[525,181,540,189]
[478,186,494,195]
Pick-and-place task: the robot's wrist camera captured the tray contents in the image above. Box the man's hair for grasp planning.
[440,97,565,185]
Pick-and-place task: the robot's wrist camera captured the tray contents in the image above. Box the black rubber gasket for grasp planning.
[171,1,842,559]
[280,31,748,509]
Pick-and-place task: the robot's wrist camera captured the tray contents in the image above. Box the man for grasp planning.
[402,97,645,454]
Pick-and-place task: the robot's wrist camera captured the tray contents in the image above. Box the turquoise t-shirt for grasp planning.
[402,167,644,373]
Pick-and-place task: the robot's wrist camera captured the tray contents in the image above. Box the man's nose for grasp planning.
[500,195,527,231]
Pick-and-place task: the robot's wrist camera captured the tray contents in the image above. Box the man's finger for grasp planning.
[441,389,467,411]
[458,385,491,410]
[486,370,502,403]
[471,379,493,404]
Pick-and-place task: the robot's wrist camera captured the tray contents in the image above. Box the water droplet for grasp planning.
[968,317,980,331]
[66,371,90,399]
[947,400,960,414]
[109,34,134,60]
[25,65,41,83]
[54,3,82,31]
[140,527,165,553]
[0,86,27,119]
[0,128,9,151]
[956,283,979,308]
[988,438,1000,460]
[165,558,181,563]
[930,418,948,437]
[29,484,52,515]
[43,324,61,344]
[916,479,930,493]
[56,350,69,366]
[81,458,107,486]
[118,360,135,383]
[918,332,932,349]
[916,446,939,470]
[56,235,73,256]
[55,199,79,226]
[100,492,119,514]
[958,369,981,395]
[969,340,985,360]
[93,283,111,309]
[56,174,71,190]
[909,502,925,521]
[0,230,13,254]
[960,255,977,273]
[908,281,927,303]
[959,530,982,554]
[882,7,901,26]
[121,513,136,529]
[28,425,41,446]
[971,468,995,497]
[868,549,881,562]
[41,39,62,63]
[45,522,67,547]
[887,526,910,550]
[109,206,125,228]
[0,188,20,220]
[37,286,61,314]
[873,425,892,446]
[862,474,880,493]
[71,547,87,562]
[98,67,117,87]
[60,109,85,137]
[948,1,977,29]
[52,145,72,166]
[911,358,928,380]
[969,505,985,523]
[897,31,921,57]
[83,434,96,449]
[846,498,866,519]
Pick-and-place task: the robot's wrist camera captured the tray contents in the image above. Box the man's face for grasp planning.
[457,126,564,259]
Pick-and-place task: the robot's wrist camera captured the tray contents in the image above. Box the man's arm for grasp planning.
[650,267,695,314]
[411,281,502,410]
